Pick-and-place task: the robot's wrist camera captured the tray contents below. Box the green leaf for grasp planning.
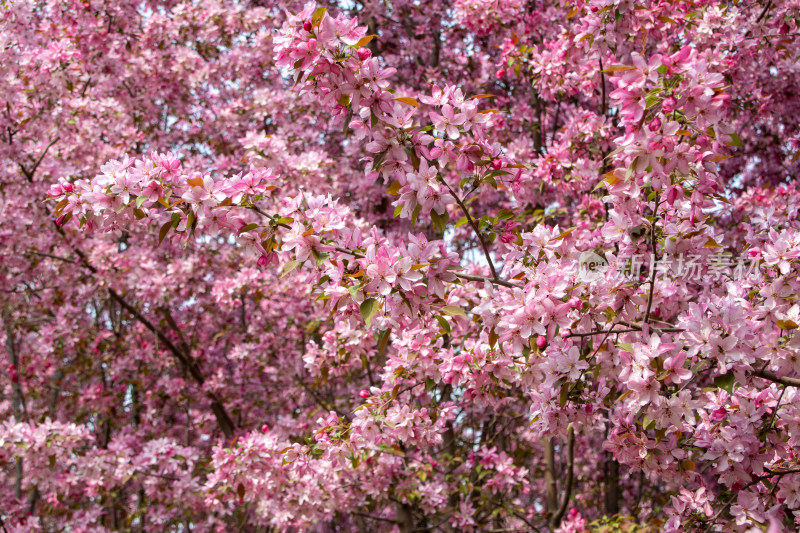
[158,220,171,246]
[406,146,420,171]
[239,223,259,235]
[311,249,329,266]
[378,328,392,354]
[136,195,147,208]
[372,150,388,171]
[186,210,196,233]
[714,371,736,394]
[360,298,379,327]
[645,92,661,109]
[455,216,468,228]
[311,6,327,25]
[441,305,467,318]
[280,260,300,278]
[348,285,359,300]
[435,315,451,333]
[411,204,422,228]
[728,132,743,147]
[430,209,449,234]
[617,343,634,353]
[626,159,636,179]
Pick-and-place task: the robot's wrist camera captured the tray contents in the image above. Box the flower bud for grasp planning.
[490,159,502,170]
[303,20,312,32]
[47,183,63,197]
[536,335,547,348]
[648,117,662,132]
[356,48,371,61]
[495,68,505,79]
[662,96,677,113]
[359,390,370,399]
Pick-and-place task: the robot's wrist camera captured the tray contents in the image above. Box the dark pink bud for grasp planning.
[257,255,269,268]
[47,184,63,197]
[536,335,547,348]
[648,117,661,132]
[61,181,73,192]
[662,96,677,113]
[56,215,66,226]
[491,158,502,170]
[495,68,505,79]
[747,247,761,258]
[359,390,370,399]
[303,20,312,32]
[356,48,371,61]
[261,424,269,432]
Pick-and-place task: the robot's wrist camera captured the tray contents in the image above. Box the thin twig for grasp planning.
[438,178,499,280]
[643,195,660,324]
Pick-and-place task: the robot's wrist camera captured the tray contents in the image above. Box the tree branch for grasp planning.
[438,178,499,280]
[19,137,59,182]
[551,426,575,530]
[107,289,236,437]
[751,369,800,388]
